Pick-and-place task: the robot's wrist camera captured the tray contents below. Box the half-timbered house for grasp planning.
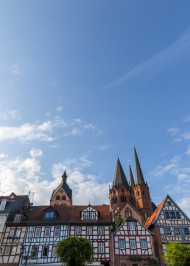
[113,217,156,266]
[145,194,190,265]
[19,205,73,266]
[0,193,29,266]
[70,204,112,266]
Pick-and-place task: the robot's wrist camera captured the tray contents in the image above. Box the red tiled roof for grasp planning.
[0,192,28,201]
[144,197,166,228]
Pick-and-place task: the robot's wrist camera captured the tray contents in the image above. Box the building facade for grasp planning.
[113,217,157,266]
[145,194,190,265]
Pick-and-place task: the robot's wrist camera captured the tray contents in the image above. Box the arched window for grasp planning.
[125,208,132,218]
[113,190,116,195]
[121,188,124,193]
[137,191,140,196]
[113,197,117,204]
[56,195,60,200]
[142,190,145,195]
[62,195,66,200]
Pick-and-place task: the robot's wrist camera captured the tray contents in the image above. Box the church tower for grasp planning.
[133,147,153,218]
[50,171,72,206]
[109,158,134,214]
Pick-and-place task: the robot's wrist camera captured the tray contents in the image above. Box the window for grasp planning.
[9,229,14,237]
[176,212,181,219]
[83,212,89,220]
[129,222,135,231]
[14,214,21,222]
[184,228,190,235]
[140,239,147,249]
[119,239,125,249]
[52,246,57,257]
[62,195,66,200]
[125,208,132,218]
[16,229,21,238]
[165,228,171,235]
[170,212,176,219]
[98,226,104,235]
[31,246,38,258]
[56,195,60,200]
[4,246,10,255]
[11,246,17,255]
[165,212,169,219]
[121,188,124,193]
[130,239,136,249]
[167,201,171,206]
[0,200,6,211]
[54,227,60,237]
[42,247,48,257]
[90,212,95,220]
[174,228,180,235]
[98,243,104,253]
[44,211,55,219]
[87,226,92,235]
[35,228,41,237]
[75,226,81,235]
[45,227,50,237]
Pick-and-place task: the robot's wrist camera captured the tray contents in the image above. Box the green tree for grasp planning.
[115,210,124,229]
[164,241,190,266]
[55,236,94,266]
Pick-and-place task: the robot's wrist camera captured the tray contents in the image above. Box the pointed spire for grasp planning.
[134,146,145,185]
[129,162,135,189]
[62,170,67,183]
[113,158,129,189]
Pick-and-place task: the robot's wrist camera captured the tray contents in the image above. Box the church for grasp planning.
[0,146,190,266]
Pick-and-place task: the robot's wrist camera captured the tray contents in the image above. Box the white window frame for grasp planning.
[11,246,17,255]
[0,200,6,211]
[90,212,96,220]
[4,246,10,255]
[45,227,50,237]
[31,246,38,258]
[54,227,60,237]
[129,222,135,231]
[9,229,14,237]
[14,214,21,222]
[83,212,89,220]
[52,246,57,257]
[119,239,125,249]
[87,226,92,235]
[35,228,41,237]
[140,239,147,249]
[130,239,136,249]
[98,226,104,235]
[75,226,81,235]
[98,242,104,253]
[16,229,21,238]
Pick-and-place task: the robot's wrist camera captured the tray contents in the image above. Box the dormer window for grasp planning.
[14,214,21,222]
[44,211,55,219]
[0,200,6,211]
[84,212,89,220]
[90,212,95,220]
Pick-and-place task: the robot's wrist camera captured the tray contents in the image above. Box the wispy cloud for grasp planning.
[103,28,190,89]
[30,148,43,158]
[12,64,20,74]
[56,106,63,112]
[0,110,21,121]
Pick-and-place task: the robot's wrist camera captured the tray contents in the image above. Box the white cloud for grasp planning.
[167,127,179,136]
[56,106,63,112]
[0,153,8,159]
[0,110,21,121]
[0,154,110,206]
[30,148,43,158]
[179,198,190,217]
[12,64,20,74]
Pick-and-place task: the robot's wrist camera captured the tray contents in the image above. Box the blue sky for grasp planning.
[0,1,190,215]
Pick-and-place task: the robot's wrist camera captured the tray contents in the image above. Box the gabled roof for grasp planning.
[114,216,154,235]
[50,171,72,200]
[134,147,145,185]
[144,197,166,228]
[113,158,129,190]
[70,205,112,224]
[0,193,28,201]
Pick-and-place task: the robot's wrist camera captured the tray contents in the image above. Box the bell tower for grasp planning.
[133,147,153,218]
[50,170,72,206]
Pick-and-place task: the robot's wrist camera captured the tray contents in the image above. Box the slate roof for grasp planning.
[113,158,129,190]
[50,171,72,200]
[0,194,29,222]
[134,147,146,185]
[144,197,166,228]
[129,164,135,189]
[70,204,112,224]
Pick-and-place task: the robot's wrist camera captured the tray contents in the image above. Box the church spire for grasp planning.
[129,163,135,189]
[113,157,129,190]
[134,146,145,185]
[62,170,67,183]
